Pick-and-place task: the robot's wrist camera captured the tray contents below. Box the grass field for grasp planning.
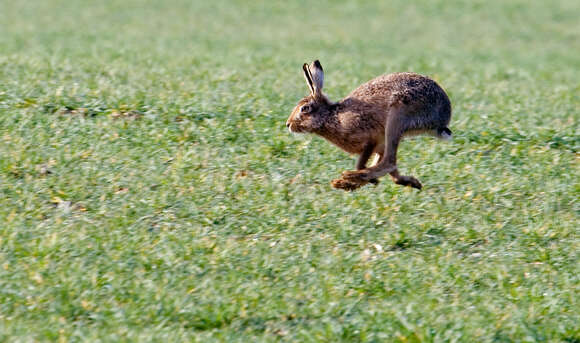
[0,0,579,341]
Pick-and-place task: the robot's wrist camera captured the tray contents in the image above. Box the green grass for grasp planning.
[0,0,579,341]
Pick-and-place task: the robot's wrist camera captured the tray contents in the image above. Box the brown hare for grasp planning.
[286,60,452,191]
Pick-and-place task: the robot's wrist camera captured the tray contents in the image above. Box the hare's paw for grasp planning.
[331,178,365,191]
[341,169,372,182]
[407,177,422,190]
[394,175,422,190]
[341,170,380,186]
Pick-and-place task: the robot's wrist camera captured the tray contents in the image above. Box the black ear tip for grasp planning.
[313,60,322,70]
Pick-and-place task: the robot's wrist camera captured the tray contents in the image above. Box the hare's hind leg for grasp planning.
[341,108,422,190]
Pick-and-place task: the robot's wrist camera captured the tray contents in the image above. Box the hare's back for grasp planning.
[349,72,449,111]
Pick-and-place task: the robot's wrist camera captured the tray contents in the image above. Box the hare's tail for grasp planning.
[436,127,452,140]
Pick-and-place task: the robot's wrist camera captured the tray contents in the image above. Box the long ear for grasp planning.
[302,63,315,94]
[308,60,324,97]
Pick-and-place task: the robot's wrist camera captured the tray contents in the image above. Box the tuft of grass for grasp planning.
[1,0,579,341]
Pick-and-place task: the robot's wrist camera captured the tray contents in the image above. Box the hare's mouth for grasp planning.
[287,122,302,133]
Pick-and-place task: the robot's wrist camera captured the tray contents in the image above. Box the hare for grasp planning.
[286,60,452,191]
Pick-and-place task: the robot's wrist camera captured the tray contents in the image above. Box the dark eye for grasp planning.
[300,104,311,113]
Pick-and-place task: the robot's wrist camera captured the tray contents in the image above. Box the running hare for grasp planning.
[286,60,452,191]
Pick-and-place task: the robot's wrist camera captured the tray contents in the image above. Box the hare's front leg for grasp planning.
[355,142,376,170]
[342,114,422,190]
[388,169,422,189]
[355,143,379,185]
[331,142,376,190]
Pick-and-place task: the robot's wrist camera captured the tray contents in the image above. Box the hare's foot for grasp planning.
[390,174,422,190]
[331,177,367,191]
[341,169,374,183]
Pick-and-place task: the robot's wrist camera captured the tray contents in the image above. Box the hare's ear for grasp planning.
[309,60,324,97]
[302,63,315,94]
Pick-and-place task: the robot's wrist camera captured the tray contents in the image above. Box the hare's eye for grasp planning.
[300,105,311,113]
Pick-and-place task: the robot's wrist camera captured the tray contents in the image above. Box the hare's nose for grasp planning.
[286,122,290,128]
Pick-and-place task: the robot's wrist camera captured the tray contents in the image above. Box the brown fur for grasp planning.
[286,60,452,191]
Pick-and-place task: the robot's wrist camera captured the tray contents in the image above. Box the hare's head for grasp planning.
[287,60,334,133]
